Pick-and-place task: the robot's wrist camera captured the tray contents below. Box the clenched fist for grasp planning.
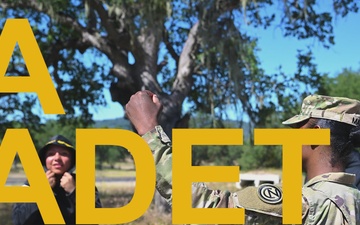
[46,170,57,188]
[60,172,75,194]
[125,90,162,135]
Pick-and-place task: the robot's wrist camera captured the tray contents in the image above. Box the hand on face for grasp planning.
[46,170,57,188]
[125,90,162,135]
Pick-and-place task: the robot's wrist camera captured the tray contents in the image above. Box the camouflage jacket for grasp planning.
[143,126,360,224]
[302,173,360,225]
[143,126,283,224]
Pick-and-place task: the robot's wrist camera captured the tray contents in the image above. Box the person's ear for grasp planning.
[310,127,319,149]
[310,125,321,150]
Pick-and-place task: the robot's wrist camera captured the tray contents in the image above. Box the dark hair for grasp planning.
[307,118,360,167]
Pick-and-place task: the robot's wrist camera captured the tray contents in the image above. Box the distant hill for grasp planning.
[94,117,132,130]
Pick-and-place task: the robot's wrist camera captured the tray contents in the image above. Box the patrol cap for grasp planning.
[282,94,360,127]
[38,135,75,165]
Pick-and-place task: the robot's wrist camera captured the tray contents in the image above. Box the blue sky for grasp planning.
[91,8,360,121]
[253,9,360,77]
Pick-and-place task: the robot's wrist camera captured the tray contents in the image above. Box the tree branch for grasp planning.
[1,0,116,56]
[171,22,199,102]
[89,0,130,50]
[163,28,179,66]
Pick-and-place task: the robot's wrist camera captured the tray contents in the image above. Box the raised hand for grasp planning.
[46,170,57,188]
[125,90,162,135]
[60,172,75,194]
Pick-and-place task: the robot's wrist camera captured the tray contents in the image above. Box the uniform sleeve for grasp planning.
[142,126,236,208]
[191,182,237,208]
[143,126,226,208]
[142,126,284,224]
[302,198,349,224]
[142,125,173,205]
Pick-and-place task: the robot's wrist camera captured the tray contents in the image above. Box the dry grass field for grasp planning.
[2,164,284,225]
[0,181,264,225]
[3,162,171,225]
[0,186,172,225]
[1,180,239,224]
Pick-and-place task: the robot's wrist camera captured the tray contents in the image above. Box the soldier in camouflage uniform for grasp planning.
[282,94,360,224]
[126,92,360,224]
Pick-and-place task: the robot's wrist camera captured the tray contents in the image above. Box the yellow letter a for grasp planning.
[0,19,64,114]
[0,129,64,224]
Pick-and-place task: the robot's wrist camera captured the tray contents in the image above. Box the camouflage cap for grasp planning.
[282,94,360,127]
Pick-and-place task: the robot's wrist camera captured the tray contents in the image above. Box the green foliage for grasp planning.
[189,113,283,170]
[189,112,240,166]
[1,0,357,128]
[323,68,360,99]
[93,118,132,169]
[8,117,132,168]
[95,145,129,169]
[238,143,282,171]
[193,145,242,166]
[27,118,84,154]
[0,3,108,128]
[190,112,245,167]
[0,0,359,171]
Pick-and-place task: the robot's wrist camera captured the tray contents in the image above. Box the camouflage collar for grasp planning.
[303,172,356,188]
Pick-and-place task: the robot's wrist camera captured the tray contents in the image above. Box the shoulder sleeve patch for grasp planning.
[257,184,283,204]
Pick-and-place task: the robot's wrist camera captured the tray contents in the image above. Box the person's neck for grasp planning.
[306,165,343,181]
[304,147,344,181]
